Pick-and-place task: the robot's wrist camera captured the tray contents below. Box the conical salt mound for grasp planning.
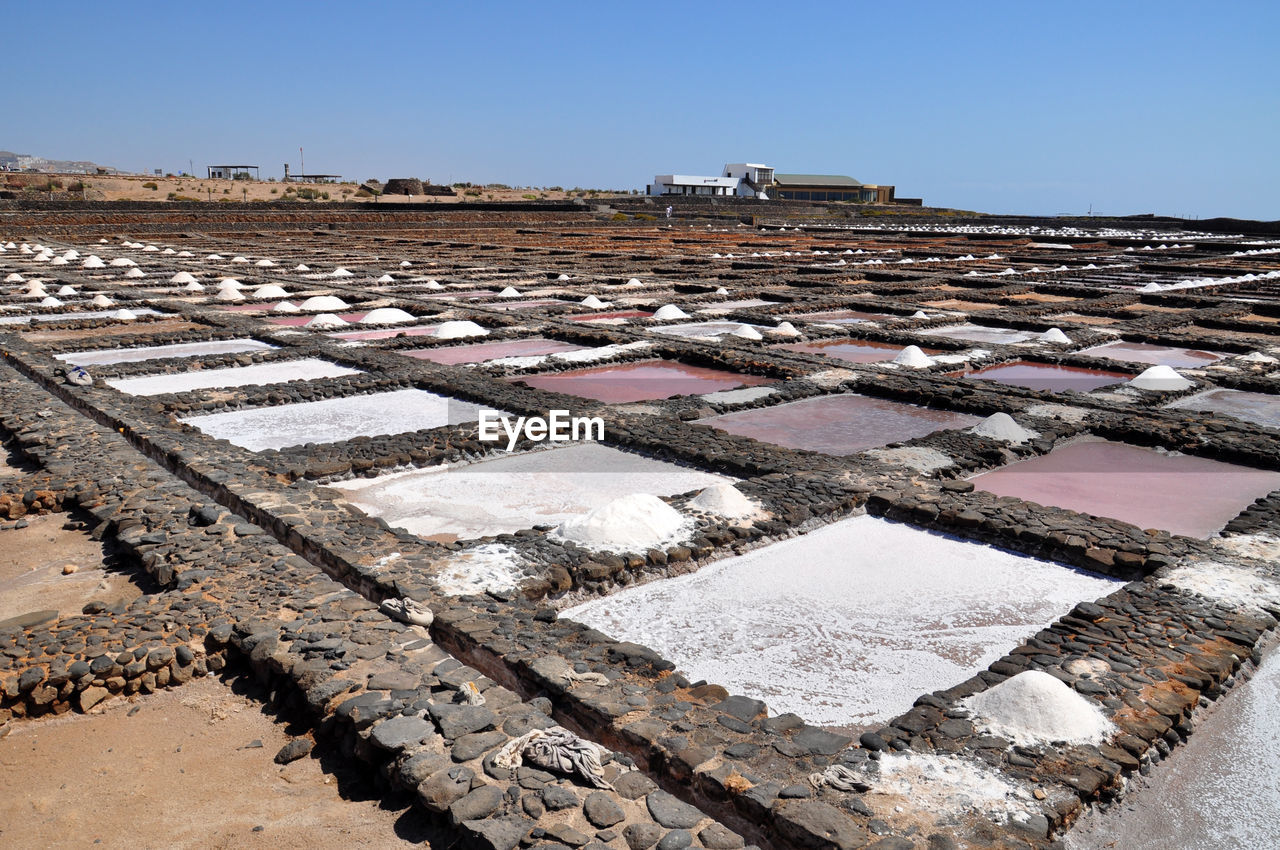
[252,285,289,299]
[771,321,800,337]
[306,313,348,328]
[728,324,763,340]
[124,267,146,278]
[1039,327,1071,344]
[56,285,77,296]
[498,286,521,298]
[40,296,63,307]
[113,309,137,320]
[360,307,415,325]
[911,310,930,319]
[688,484,760,520]
[963,670,1114,746]
[91,294,114,307]
[271,301,300,313]
[183,281,205,292]
[1128,365,1193,392]
[892,345,935,368]
[436,320,489,339]
[555,493,686,553]
[653,304,688,321]
[83,256,105,269]
[715,287,730,295]
[581,295,607,309]
[215,288,245,301]
[299,295,349,311]
[170,271,198,284]
[968,412,1037,444]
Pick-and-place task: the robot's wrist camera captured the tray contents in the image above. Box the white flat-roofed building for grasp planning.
[722,163,774,198]
[647,174,741,197]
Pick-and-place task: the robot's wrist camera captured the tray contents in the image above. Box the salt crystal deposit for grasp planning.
[305,313,348,328]
[1128,365,1194,391]
[330,267,354,277]
[293,263,310,271]
[56,285,77,296]
[969,412,1039,444]
[653,304,689,320]
[271,301,300,312]
[376,274,395,283]
[893,345,936,368]
[4,273,25,282]
[963,670,1115,746]
[124,267,146,278]
[1040,327,1072,343]
[687,483,761,520]
[554,493,688,553]
[39,296,63,307]
[299,295,349,311]
[170,272,198,284]
[360,307,416,325]
[581,295,607,308]
[82,255,105,269]
[113,309,138,320]
[215,288,244,301]
[436,320,489,339]
[251,284,289,299]
[772,321,800,337]
[498,286,522,298]
[90,294,114,307]
[109,257,136,267]
[183,281,204,291]
[254,259,276,267]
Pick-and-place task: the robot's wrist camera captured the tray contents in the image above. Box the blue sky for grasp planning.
[9,1,1278,219]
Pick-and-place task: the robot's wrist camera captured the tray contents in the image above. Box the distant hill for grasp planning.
[0,150,120,174]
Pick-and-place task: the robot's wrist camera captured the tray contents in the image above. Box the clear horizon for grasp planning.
[8,0,1278,219]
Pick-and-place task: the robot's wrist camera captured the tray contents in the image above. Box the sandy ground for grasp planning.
[0,676,434,849]
[6,173,621,204]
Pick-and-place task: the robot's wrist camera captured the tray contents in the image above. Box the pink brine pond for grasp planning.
[971,437,1280,538]
[1079,340,1227,367]
[959,361,1130,393]
[697,394,982,455]
[511,360,769,403]
[403,338,587,365]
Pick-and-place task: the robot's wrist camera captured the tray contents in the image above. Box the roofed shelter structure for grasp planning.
[207,165,259,180]
[773,174,894,203]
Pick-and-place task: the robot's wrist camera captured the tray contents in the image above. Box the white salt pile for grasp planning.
[360,307,415,325]
[293,264,310,272]
[1128,365,1194,391]
[61,250,78,260]
[330,267,354,277]
[215,288,244,301]
[231,256,249,264]
[653,304,689,320]
[183,281,205,292]
[436,320,489,339]
[142,245,158,252]
[715,287,730,295]
[968,412,1038,444]
[688,483,761,521]
[911,310,930,319]
[623,278,644,287]
[893,345,936,368]
[50,256,69,265]
[299,295,349,311]
[206,254,224,261]
[90,294,114,307]
[400,261,412,268]
[252,284,289,299]
[56,285,77,296]
[581,295,607,308]
[254,259,276,267]
[963,670,1114,746]
[109,257,136,267]
[178,251,193,257]
[1239,351,1278,364]
[423,279,443,289]
[306,313,348,328]
[1040,327,1071,344]
[113,309,137,320]
[498,286,522,298]
[271,301,300,313]
[772,321,800,337]
[170,271,198,284]
[554,493,687,553]
[217,278,243,290]
[728,324,763,340]
[124,267,146,278]
[557,274,571,281]
[376,274,395,283]
[39,296,63,307]
[82,256,105,269]
[4,273,24,282]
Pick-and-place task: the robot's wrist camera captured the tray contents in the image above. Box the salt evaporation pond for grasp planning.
[0,307,163,326]
[56,338,275,366]
[774,339,938,364]
[917,323,1038,345]
[697,394,982,456]
[972,437,1280,538]
[402,338,587,365]
[569,310,653,322]
[106,359,361,396]
[565,515,1123,729]
[329,443,730,543]
[959,361,1130,393]
[649,321,770,340]
[1078,340,1226,367]
[328,325,443,341]
[1165,388,1280,430]
[513,360,770,403]
[1065,643,1280,850]
[791,309,897,324]
[180,388,484,451]
[267,312,367,326]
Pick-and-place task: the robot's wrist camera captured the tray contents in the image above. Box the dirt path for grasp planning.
[0,675,432,849]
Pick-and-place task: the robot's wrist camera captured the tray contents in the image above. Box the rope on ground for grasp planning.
[809,764,871,792]
[563,670,611,687]
[493,726,615,789]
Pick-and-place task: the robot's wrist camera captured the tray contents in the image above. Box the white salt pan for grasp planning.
[107,358,361,396]
[963,670,1114,746]
[57,339,275,366]
[554,493,688,554]
[433,545,526,597]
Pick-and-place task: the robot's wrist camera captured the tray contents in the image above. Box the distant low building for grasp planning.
[721,163,774,199]
[647,174,741,197]
[772,174,894,204]
[207,164,260,180]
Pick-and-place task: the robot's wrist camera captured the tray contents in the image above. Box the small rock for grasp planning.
[274,739,313,764]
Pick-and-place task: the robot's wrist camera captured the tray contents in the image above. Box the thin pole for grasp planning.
[300,147,305,180]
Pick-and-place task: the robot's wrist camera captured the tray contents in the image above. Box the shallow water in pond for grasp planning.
[265,312,367,327]
[971,438,1280,538]
[697,394,981,455]
[959,361,1130,392]
[564,515,1123,729]
[569,310,653,322]
[105,359,361,396]
[790,309,896,324]
[1165,388,1280,430]
[1078,340,1226,367]
[774,339,938,364]
[403,338,587,365]
[917,323,1038,344]
[328,325,442,340]
[512,360,768,403]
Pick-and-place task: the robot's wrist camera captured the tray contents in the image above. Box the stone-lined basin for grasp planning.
[565,515,1123,729]
[402,338,588,365]
[512,360,770,403]
[775,339,940,364]
[696,394,982,456]
[56,339,276,366]
[971,437,1280,538]
[917,323,1038,345]
[1165,388,1280,431]
[106,359,362,396]
[958,361,1130,393]
[1078,340,1227,367]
